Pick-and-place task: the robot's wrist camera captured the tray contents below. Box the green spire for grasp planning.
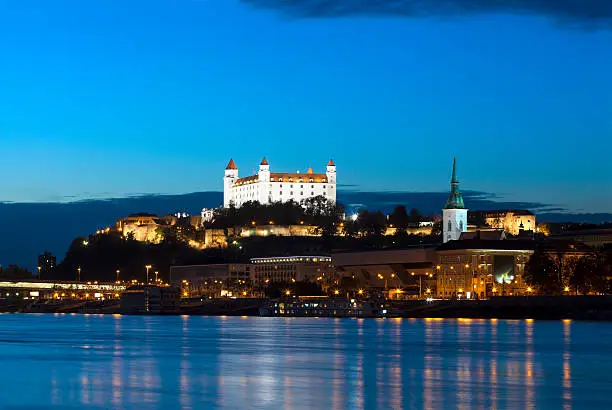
[444,157,465,209]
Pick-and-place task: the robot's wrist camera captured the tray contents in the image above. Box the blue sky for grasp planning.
[0,0,611,212]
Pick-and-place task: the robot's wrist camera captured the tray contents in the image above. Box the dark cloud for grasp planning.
[241,0,612,28]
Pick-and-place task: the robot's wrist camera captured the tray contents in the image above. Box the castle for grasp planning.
[223,158,337,208]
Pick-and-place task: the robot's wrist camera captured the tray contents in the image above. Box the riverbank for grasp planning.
[3,296,612,320]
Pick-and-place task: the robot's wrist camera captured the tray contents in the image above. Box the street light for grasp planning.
[77,266,81,282]
[37,266,41,279]
[116,269,120,282]
[155,271,159,282]
[145,265,152,283]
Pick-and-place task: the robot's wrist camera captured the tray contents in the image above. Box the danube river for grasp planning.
[0,315,610,409]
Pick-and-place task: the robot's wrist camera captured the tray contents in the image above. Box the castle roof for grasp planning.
[225,159,238,170]
[307,167,314,174]
[328,159,335,166]
[444,157,465,210]
[233,172,329,186]
[260,157,269,166]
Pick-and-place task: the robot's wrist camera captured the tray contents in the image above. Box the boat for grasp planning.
[259,296,386,318]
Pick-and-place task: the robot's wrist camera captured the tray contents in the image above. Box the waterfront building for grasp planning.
[331,248,437,295]
[436,238,535,298]
[443,158,468,243]
[170,256,333,289]
[223,158,337,208]
[250,256,333,286]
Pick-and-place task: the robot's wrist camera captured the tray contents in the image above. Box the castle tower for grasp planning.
[258,157,271,204]
[326,159,337,203]
[442,158,468,243]
[224,159,238,208]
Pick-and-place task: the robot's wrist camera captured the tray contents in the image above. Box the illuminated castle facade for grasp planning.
[224,158,337,208]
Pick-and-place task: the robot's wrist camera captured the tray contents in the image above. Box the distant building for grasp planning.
[116,214,165,243]
[223,158,337,208]
[551,228,612,248]
[37,251,56,278]
[443,158,468,243]
[469,210,536,235]
[201,208,215,225]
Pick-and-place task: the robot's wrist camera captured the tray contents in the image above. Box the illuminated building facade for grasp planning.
[250,256,333,286]
[436,239,535,298]
[224,158,337,208]
[469,210,536,235]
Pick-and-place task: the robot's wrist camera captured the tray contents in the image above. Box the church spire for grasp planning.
[444,157,465,209]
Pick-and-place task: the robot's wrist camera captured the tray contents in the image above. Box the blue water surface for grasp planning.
[0,314,610,409]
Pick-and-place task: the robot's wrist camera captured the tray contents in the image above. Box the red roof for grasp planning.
[327,159,335,166]
[307,167,314,174]
[225,159,238,170]
[260,157,269,166]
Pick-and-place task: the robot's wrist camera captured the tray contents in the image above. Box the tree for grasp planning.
[389,205,409,231]
[408,208,422,224]
[525,248,561,295]
[0,265,34,279]
[571,252,608,294]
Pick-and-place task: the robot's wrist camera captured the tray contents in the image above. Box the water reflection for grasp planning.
[0,316,607,409]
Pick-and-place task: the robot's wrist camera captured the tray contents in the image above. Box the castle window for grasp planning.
[290,191,293,195]
[309,178,313,182]
[311,185,314,188]
[300,191,303,195]
[448,221,452,231]
[299,178,303,183]
[291,184,294,188]
[280,191,283,195]
[323,185,326,188]
[279,178,283,182]
[322,179,326,183]
[300,185,303,188]
[289,178,293,182]
[323,192,326,195]
[280,184,282,188]
[311,192,314,196]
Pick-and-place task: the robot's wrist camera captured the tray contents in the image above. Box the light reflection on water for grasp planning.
[0,315,611,409]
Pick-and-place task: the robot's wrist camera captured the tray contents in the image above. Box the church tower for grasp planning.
[442,158,468,243]
[224,159,238,208]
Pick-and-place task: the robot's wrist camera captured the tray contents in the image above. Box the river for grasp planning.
[0,314,610,409]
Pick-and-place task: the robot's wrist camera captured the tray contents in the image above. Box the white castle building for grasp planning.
[224,158,337,208]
